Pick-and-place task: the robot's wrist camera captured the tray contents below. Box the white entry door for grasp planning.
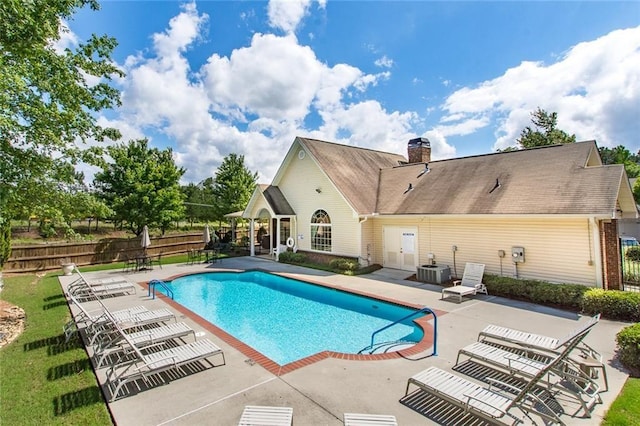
[383,226,418,271]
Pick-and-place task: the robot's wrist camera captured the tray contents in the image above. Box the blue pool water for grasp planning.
[162,271,424,365]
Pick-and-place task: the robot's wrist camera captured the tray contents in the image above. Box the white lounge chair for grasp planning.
[64,292,175,343]
[406,366,565,425]
[238,405,293,425]
[441,262,488,303]
[477,314,607,391]
[67,268,137,300]
[343,413,398,425]
[455,315,602,418]
[106,320,225,401]
[478,314,602,357]
[94,321,196,368]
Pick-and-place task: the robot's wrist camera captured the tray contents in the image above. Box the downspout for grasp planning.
[358,214,377,265]
[358,216,368,265]
[249,219,255,257]
[590,217,604,288]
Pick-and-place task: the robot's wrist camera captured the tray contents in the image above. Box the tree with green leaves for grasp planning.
[94,139,186,235]
[182,178,217,226]
[516,108,576,148]
[211,154,258,223]
[0,0,122,268]
[599,146,640,179]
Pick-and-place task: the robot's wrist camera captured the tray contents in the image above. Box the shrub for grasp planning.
[616,323,640,375]
[582,289,640,322]
[626,246,640,262]
[277,251,306,264]
[0,218,10,267]
[483,275,588,310]
[329,258,359,272]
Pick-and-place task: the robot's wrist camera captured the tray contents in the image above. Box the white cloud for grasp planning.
[267,0,315,34]
[438,26,640,151]
[108,2,415,185]
[314,100,419,155]
[75,3,638,190]
[421,130,457,160]
[52,20,79,53]
[202,33,323,121]
[375,55,393,68]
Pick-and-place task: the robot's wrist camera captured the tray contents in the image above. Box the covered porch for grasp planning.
[242,185,298,259]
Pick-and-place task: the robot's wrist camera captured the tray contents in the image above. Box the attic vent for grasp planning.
[489,178,501,194]
[417,163,430,178]
[298,150,305,159]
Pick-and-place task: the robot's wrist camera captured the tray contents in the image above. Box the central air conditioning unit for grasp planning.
[416,265,451,284]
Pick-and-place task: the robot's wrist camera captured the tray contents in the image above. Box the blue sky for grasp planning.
[65,1,640,184]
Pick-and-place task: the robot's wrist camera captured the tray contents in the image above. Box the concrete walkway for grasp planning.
[59,257,630,425]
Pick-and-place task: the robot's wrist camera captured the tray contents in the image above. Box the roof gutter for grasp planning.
[359,213,379,224]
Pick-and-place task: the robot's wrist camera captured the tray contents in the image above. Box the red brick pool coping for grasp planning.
[144,269,447,376]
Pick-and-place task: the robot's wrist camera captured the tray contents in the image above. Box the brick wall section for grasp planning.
[408,146,431,164]
[601,220,622,290]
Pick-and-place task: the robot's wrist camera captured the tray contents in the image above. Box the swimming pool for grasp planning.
[161,271,425,365]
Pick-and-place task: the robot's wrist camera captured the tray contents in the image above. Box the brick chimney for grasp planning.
[408,137,431,163]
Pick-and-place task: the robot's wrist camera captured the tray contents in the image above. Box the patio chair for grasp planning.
[68,267,137,300]
[187,249,202,265]
[93,321,196,368]
[477,314,607,392]
[343,413,398,425]
[65,292,175,343]
[441,262,488,303]
[478,314,602,358]
[238,405,293,426]
[149,252,163,270]
[405,365,565,425]
[455,315,603,417]
[122,254,138,273]
[106,319,225,401]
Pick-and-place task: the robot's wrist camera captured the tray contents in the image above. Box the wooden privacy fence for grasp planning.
[4,233,207,273]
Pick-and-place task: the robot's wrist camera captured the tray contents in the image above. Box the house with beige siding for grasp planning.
[242,137,637,289]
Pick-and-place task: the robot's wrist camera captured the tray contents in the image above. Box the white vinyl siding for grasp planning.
[371,217,599,286]
[277,142,361,257]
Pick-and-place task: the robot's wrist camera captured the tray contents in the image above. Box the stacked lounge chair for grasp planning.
[404,313,604,425]
[455,314,603,417]
[63,269,226,401]
[67,267,137,301]
[93,320,196,368]
[106,315,225,401]
[477,314,607,392]
[65,291,176,344]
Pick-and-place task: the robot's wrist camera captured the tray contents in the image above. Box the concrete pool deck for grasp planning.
[59,257,631,425]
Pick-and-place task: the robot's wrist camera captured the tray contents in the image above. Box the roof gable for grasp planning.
[296,137,405,214]
[243,184,295,219]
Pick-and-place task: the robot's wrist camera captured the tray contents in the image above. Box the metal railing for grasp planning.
[365,306,437,356]
[148,279,174,300]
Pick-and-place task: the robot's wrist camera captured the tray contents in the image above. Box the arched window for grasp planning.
[310,209,331,252]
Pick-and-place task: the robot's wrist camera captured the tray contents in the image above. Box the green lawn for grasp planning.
[0,272,112,425]
[0,256,637,425]
[0,253,191,425]
[602,377,640,425]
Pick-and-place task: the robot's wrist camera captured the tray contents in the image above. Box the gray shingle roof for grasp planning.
[376,141,626,215]
[260,184,296,216]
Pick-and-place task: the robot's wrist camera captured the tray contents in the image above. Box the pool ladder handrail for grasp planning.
[366,306,437,356]
[148,279,174,300]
